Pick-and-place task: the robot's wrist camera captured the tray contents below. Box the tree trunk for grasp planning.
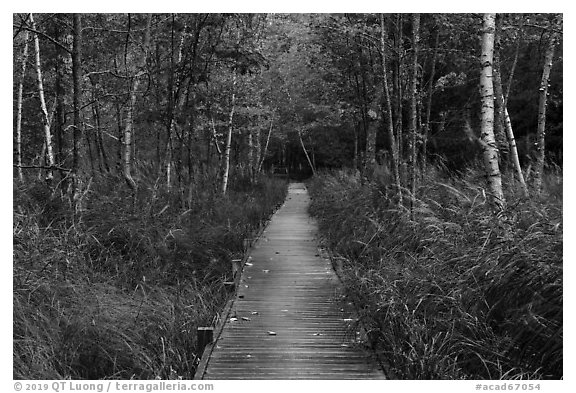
[408,13,420,213]
[221,71,237,195]
[394,13,403,162]
[479,13,505,212]
[423,28,439,174]
[380,14,402,203]
[504,22,523,107]
[255,119,262,177]
[503,107,529,197]
[30,13,55,183]
[365,114,377,176]
[15,27,29,183]
[123,14,152,191]
[258,118,273,173]
[72,13,84,206]
[533,28,557,194]
[299,131,316,176]
[493,45,528,198]
[53,19,68,184]
[248,126,254,182]
[493,16,509,165]
[91,82,110,173]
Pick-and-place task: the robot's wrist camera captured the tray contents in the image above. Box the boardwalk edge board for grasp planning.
[317,240,395,379]
[194,192,285,380]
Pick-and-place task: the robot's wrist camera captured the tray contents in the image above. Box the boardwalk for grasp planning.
[196,183,385,380]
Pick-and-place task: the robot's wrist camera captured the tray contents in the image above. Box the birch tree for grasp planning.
[479,13,505,212]
[123,14,152,191]
[30,13,56,182]
[533,20,558,194]
[221,70,237,195]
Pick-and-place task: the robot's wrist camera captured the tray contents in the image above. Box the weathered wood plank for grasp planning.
[196,183,385,380]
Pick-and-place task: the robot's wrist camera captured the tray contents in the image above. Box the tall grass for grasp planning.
[13,169,287,379]
[308,165,562,379]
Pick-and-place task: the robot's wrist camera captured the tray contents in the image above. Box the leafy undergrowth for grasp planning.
[13,169,288,379]
[308,165,562,379]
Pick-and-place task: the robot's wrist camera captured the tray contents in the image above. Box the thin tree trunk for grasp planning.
[493,44,528,197]
[53,19,68,184]
[258,118,273,173]
[365,116,377,176]
[15,27,29,183]
[423,28,439,174]
[221,71,237,195]
[255,118,262,177]
[30,13,55,183]
[394,13,403,162]
[504,22,523,107]
[408,14,420,214]
[380,14,402,203]
[299,131,316,176]
[92,84,110,173]
[479,13,505,212]
[123,14,152,191]
[72,13,83,205]
[503,107,528,197]
[211,115,222,158]
[248,126,254,182]
[533,29,557,194]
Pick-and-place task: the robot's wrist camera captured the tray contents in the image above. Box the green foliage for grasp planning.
[308,167,562,379]
[13,172,288,379]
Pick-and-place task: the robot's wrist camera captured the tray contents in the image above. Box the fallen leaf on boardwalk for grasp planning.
[251,311,259,315]
[267,331,277,336]
[241,317,251,321]
[230,317,238,322]
[244,285,249,288]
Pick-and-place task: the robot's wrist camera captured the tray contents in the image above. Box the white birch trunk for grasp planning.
[221,71,237,195]
[30,13,56,181]
[479,13,505,212]
[124,14,152,191]
[503,107,529,197]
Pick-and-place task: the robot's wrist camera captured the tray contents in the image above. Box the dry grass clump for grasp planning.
[308,165,562,379]
[13,171,287,379]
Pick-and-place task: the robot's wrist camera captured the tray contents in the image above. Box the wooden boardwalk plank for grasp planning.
[196,183,385,380]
